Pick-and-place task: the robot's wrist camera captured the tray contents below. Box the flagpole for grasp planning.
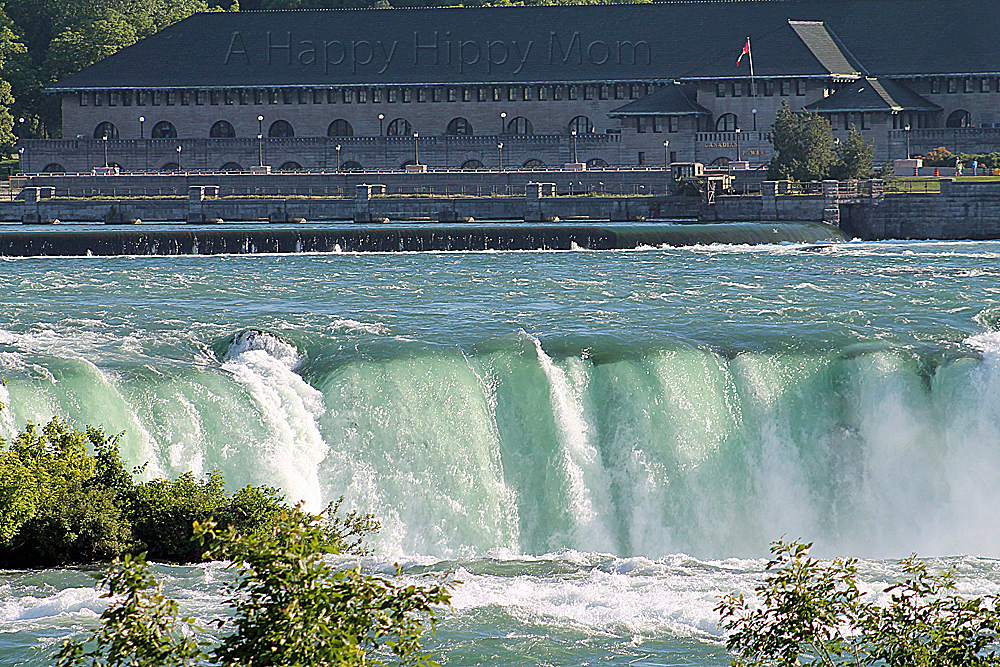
[748,36,757,133]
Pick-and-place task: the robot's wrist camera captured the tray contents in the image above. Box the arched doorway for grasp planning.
[151,121,177,139]
[946,110,972,128]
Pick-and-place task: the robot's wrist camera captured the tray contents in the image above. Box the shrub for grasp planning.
[717,538,1000,667]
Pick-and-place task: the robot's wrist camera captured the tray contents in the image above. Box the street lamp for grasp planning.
[497,142,503,170]
[378,113,384,135]
[500,112,507,135]
[17,117,24,140]
[18,146,24,174]
[176,145,182,172]
[663,139,669,167]
[139,116,145,139]
[336,144,341,171]
[413,132,419,165]
[904,123,911,159]
[735,127,741,165]
[571,129,578,164]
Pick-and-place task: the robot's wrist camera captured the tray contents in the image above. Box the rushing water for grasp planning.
[2,240,1000,665]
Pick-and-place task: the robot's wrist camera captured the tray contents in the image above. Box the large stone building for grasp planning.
[25,0,1000,173]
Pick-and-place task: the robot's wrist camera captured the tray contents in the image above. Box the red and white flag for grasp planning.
[736,38,751,67]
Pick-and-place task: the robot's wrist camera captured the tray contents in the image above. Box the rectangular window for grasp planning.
[462,87,471,102]
[240,90,249,105]
[388,88,397,103]
[669,150,677,163]
[948,78,958,93]
[764,80,774,96]
[327,89,337,103]
[152,91,160,106]
[492,87,501,102]
[109,91,118,106]
[781,80,790,96]
[614,84,624,99]
[268,89,278,104]
[796,80,806,96]
[167,91,177,105]
[226,90,236,105]
[981,78,991,93]
[195,90,205,105]
[931,79,941,94]
[432,87,441,102]
[296,89,306,104]
[357,88,367,103]
[965,78,974,93]
[417,88,427,102]
[447,87,456,102]
[180,91,190,106]
[251,89,261,105]
[478,87,487,102]
[716,82,726,97]
[281,89,292,104]
[599,85,608,100]
[553,86,562,100]
[862,112,870,130]
[343,89,353,103]
[79,92,87,106]
[733,82,742,97]
[136,90,145,106]
[638,151,645,165]
[94,91,103,106]
[538,85,547,101]
[372,88,382,103]
[568,85,578,100]
[208,90,218,105]
[668,116,678,133]
[523,86,532,101]
[630,84,640,99]
[402,88,411,103]
[637,116,646,133]
[653,116,663,133]
[583,85,594,100]
[123,91,133,106]
[313,89,323,104]
[508,87,516,101]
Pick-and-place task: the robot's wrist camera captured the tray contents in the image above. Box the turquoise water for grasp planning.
[2,241,1000,665]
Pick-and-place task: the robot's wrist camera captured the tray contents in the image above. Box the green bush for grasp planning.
[717,538,1000,667]
[0,417,287,567]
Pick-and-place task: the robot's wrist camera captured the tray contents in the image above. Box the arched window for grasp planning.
[715,114,738,132]
[278,160,302,171]
[506,117,533,134]
[151,121,177,139]
[387,118,411,136]
[523,158,546,169]
[711,156,731,166]
[94,122,118,139]
[42,163,67,172]
[269,120,294,137]
[210,121,236,138]
[341,160,363,171]
[946,110,971,128]
[461,159,485,170]
[220,162,243,171]
[586,158,608,169]
[400,159,417,169]
[328,119,354,136]
[446,117,473,135]
[161,162,180,171]
[568,116,593,134]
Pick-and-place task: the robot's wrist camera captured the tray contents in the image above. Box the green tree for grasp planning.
[197,505,452,667]
[830,125,875,181]
[55,553,206,667]
[767,101,836,182]
[717,539,1000,667]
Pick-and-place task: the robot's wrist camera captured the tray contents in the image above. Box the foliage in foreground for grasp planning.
[0,417,286,566]
[55,505,453,667]
[717,538,1000,667]
[767,102,879,182]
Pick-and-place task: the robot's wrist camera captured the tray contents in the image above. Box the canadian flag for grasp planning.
[736,38,751,67]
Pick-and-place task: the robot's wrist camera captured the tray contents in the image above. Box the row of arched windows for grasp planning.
[93,115,598,140]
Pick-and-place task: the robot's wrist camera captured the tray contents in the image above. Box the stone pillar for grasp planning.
[822,180,840,226]
[762,181,778,221]
[187,185,205,224]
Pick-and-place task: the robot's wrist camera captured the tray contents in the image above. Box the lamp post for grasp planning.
[103,134,109,168]
[176,145,182,172]
[257,115,264,167]
[904,123,911,159]
[378,113,384,135]
[336,144,341,171]
[413,132,419,165]
[139,116,145,139]
[500,112,507,136]
[663,139,669,168]
[735,127,741,165]
[571,129,578,164]
[497,142,503,171]
[17,117,24,140]
[18,146,24,174]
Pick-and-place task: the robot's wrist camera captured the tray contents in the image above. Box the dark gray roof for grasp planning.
[608,84,710,116]
[804,77,941,112]
[788,22,859,77]
[49,0,1000,91]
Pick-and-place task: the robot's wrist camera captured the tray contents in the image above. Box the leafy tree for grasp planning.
[767,102,836,182]
[830,125,875,181]
[55,552,206,667]
[717,538,1000,667]
[196,505,452,667]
